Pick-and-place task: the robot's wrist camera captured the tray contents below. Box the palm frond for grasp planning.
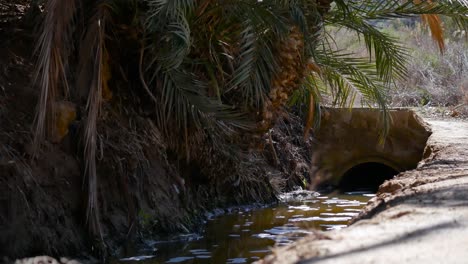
[421,14,445,53]
[325,8,409,83]
[340,0,468,20]
[78,3,112,241]
[145,0,195,70]
[228,24,277,108]
[301,74,323,139]
[318,50,387,104]
[330,0,468,52]
[219,1,291,108]
[152,68,252,158]
[146,0,196,22]
[32,0,77,157]
[281,0,323,56]
[313,48,391,139]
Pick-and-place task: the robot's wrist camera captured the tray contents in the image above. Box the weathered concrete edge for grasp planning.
[349,118,457,224]
[311,108,432,188]
[348,113,433,223]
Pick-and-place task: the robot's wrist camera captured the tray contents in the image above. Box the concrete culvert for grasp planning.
[309,108,432,191]
[338,162,399,193]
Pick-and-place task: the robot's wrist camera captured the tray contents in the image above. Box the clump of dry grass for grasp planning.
[327,20,468,108]
[459,78,468,104]
[386,22,468,107]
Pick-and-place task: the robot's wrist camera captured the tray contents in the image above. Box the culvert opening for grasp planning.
[338,162,399,193]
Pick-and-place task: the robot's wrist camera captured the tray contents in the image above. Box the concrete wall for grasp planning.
[310,108,432,187]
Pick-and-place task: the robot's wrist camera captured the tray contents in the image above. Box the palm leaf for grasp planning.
[77,2,112,241]
[331,0,468,52]
[301,74,323,139]
[145,0,195,70]
[325,8,409,83]
[32,0,77,157]
[304,47,391,140]
[151,68,252,158]
[228,24,278,108]
[421,14,445,53]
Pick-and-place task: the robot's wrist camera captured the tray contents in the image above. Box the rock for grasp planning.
[378,181,404,194]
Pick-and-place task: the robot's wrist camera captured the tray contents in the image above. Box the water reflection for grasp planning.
[117,192,372,264]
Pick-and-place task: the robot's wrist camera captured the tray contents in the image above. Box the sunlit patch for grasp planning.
[227,258,248,263]
[120,255,156,261]
[264,226,301,235]
[166,256,194,263]
[321,224,348,231]
[292,214,305,218]
[189,249,209,255]
[344,208,362,212]
[253,233,276,239]
[288,205,319,211]
[289,216,351,222]
[320,212,359,217]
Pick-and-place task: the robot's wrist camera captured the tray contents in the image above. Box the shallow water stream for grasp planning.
[118,191,373,264]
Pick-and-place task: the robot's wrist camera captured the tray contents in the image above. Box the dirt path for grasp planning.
[258,119,468,264]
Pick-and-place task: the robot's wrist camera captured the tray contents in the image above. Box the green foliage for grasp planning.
[139,0,325,158]
[31,0,468,240]
[293,0,468,134]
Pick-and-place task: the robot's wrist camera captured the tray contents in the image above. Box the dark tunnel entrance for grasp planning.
[338,162,399,193]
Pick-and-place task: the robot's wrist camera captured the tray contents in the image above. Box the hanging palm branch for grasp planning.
[32,0,77,157]
[325,4,410,83]
[331,0,468,52]
[84,21,103,241]
[78,2,113,242]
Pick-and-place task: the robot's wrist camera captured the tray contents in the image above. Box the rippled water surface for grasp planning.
[118,192,373,264]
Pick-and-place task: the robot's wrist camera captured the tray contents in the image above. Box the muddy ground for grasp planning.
[259,118,468,264]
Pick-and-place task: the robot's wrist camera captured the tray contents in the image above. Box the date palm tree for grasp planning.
[31,0,468,241]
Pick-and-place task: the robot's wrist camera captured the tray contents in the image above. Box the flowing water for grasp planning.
[117,191,373,264]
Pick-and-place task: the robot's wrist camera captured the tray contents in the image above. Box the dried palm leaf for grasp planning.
[414,0,445,53]
[79,4,111,240]
[32,0,76,158]
[422,13,445,53]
